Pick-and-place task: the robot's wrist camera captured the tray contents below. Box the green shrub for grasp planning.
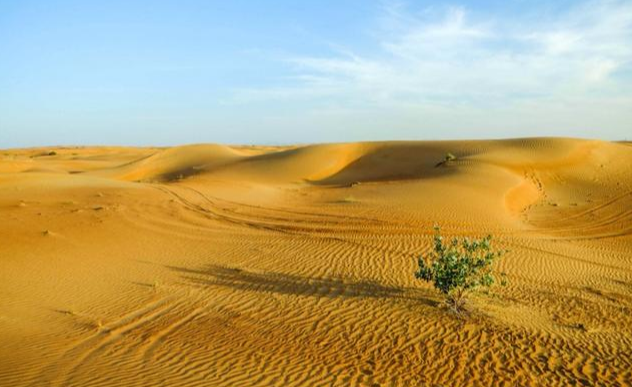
[415,227,505,312]
[435,152,457,167]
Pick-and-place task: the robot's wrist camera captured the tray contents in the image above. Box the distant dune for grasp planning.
[1,138,631,386]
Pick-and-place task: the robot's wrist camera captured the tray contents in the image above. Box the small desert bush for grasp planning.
[415,227,505,312]
[435,152,457,167]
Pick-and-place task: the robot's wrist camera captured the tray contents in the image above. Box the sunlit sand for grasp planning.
[1,138,631,386]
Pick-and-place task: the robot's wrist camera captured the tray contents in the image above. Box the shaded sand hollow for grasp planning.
[1,138,631,387]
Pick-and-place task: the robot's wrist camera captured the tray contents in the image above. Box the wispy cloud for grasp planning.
[228,0,632,139]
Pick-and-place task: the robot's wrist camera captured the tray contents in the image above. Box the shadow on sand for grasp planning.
[168,264,438,306]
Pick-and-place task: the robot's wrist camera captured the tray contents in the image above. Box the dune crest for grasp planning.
[98,144,244,182]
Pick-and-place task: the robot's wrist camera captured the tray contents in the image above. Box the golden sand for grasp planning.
[0,138,630,386]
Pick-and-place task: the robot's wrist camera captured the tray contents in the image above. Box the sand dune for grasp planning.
[1,138,631,386]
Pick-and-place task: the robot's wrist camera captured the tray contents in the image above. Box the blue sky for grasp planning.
[1,0,631,147]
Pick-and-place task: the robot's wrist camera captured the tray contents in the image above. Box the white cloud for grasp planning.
[228,0,632,139]
[531,31,582,55]
[585,59,619,82]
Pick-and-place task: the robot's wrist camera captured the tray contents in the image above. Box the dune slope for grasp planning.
[0,138,631,387]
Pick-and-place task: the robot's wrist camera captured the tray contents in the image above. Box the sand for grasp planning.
[0,138,630,386]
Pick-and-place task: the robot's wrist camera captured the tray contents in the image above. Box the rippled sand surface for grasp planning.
[1,138,631,386]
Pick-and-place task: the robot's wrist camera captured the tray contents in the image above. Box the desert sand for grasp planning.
[0,138,631,386]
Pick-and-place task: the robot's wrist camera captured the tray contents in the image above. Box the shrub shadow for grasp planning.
[168,264,437,306]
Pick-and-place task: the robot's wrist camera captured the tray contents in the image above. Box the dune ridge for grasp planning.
[1,137,631,386]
